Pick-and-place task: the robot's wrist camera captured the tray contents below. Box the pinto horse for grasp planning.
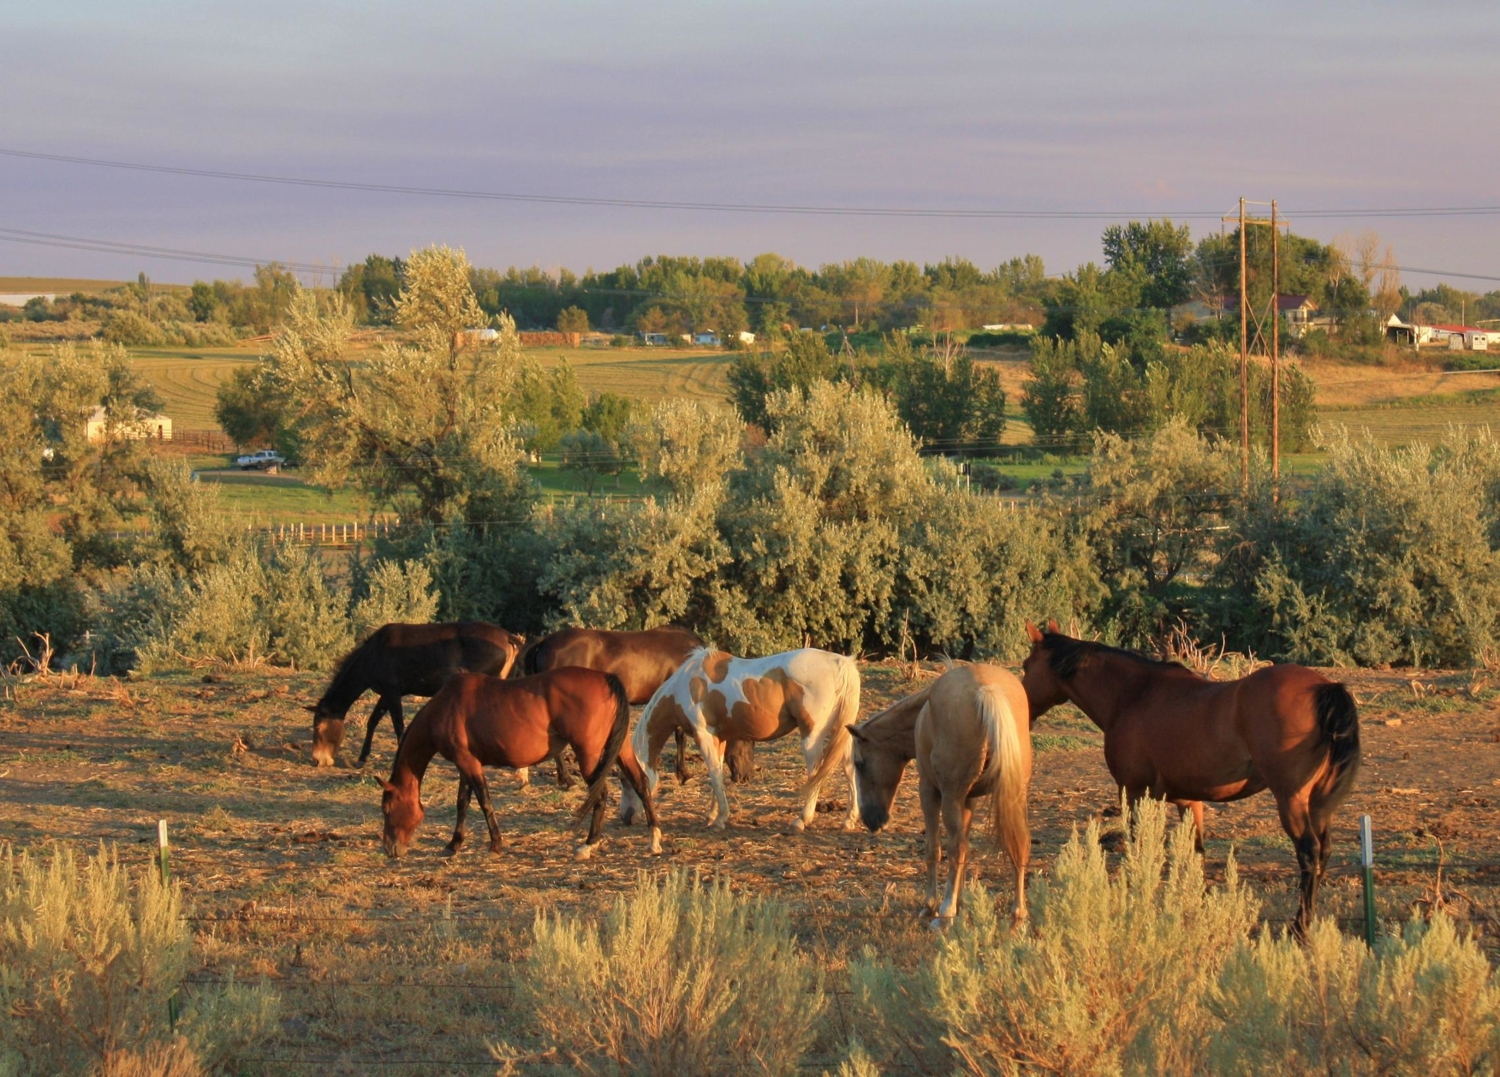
[309,621,523,767]
[633,647,861,849]
[380,668,657,860]
[1021,621,1360,933]
[849,663,1032,925]
[518,625,755,784]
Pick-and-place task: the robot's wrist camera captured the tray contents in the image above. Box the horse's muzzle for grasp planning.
[859,807,889,833]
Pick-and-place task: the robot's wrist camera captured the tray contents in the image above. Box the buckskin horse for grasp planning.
[1021,621,1360,934]
[849,663,1032,926]
[309,621,524,767]
[380,667,657,860]
[518,625,756,784]
[632,647,861,850]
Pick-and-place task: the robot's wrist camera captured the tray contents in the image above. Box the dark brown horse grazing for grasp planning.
[380,668,658,859]
[1021,621,1360,934]
[517,625,755,783]
[308,622,523,768]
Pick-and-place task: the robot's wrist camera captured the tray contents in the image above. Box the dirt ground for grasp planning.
[3,661,1498,1073]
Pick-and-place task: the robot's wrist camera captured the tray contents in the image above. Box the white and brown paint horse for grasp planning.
[849,663,1032,925]
[631,647,861,850]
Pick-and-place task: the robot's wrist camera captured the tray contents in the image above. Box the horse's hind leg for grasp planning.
[673,728,691,784]
[935,796,974,924]
[1173,799,1206,853]
[357,699,390,767]
[920,780,942,916]
[443,778,473,857]
[389,696,405,740]
[1276,792,1320,938]
[554,746,578,789]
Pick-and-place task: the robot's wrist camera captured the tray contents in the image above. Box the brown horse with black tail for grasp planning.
[517,625,755,784]
[308,621,523,767]
[380,667,657,860]
[1021,621,1360,934]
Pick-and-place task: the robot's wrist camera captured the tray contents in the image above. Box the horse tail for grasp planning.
[1315,681,1361,801]
[797,655,861,801]
[516,634,545,678]
[976,683,1029,863]
[576,673,631,821]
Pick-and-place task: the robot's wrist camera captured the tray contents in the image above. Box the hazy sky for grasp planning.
[4,0,1498,289]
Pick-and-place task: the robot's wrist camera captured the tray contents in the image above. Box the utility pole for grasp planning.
[1238,198,1249,496]
[1271,199,1280,502]
[1223,197,1287,501]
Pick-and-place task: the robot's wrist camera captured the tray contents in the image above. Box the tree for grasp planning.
[726,332,844,431]
[581,392,634,444]
[272,247,534,526]
[214,362,294,453]
[556,305,590,333]
[560,429,622,495]
[1102,220,1194,310]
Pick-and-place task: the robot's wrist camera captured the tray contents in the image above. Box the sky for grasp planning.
[3,0,1499,290]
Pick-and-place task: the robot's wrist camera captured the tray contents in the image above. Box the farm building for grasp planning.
[84,406,171,443]
[1172,295,1319,337]
[1384,315,1492,350]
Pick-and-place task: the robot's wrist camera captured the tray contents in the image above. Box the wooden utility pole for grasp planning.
[1238,198,1249,495]
[1270,199,1281,501]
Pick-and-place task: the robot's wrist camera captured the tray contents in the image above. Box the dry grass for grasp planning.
[1,660,1497,1072]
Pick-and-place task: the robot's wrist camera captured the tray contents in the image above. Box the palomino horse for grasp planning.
[632,647,861,850]
[1021,621,1361,934]
[517,625,756,785]
[849,664,1032,925]
[380,668,657,860]
[309,621,523,767]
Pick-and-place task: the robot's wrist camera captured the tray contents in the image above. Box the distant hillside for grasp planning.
[0,276,189,294]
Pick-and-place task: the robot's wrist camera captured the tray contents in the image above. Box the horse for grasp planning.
[308,621,524,767]
[517,625,756,784]
[1021,621,1361,934]
[379,667,658,860]
[849,663,1032,926]
[632,647,861,849]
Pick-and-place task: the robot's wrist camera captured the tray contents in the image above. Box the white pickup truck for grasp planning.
[235,449,285,472]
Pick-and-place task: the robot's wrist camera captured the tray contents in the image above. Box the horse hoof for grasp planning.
[488,842,503,855]
[649,827,663,856]
[574,842,598,861]
[928,916,953,932]
[439,845,461,859]
[792,818,807,833]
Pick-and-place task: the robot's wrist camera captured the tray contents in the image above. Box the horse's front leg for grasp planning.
[1173,799,1206,853]
[357,698,390,767]
[443,778,473,857]
[389,696,405,740]
[920,780,942,916]
[455,753,503,854]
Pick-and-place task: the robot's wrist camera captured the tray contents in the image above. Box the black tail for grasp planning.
[576,673,631,821]
[516,636,544,678]
[1316,681,1361,797]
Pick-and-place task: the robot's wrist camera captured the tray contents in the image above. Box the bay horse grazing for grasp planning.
[1021,621,1360,934]
[632,647,861,851]
[309,622,524,768]
[380,668,658,860]
[518,625,755,784]
[849,664,1032,926]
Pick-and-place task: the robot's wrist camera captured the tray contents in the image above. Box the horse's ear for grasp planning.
[846,723,865,741]
[1046,618,1060,634]
[1025,622,1044,643]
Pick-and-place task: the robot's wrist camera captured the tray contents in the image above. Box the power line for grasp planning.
[8,145,1500,221]
[0,227,330,276]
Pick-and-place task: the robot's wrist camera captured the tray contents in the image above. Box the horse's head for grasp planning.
[380,777,424,857]
[307,704,345,767]
[847,722,906,832]
[1021,620,1066,721]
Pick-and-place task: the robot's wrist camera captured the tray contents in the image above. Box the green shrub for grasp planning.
[349,558,439,641]
[1209,915,1500,1076]
[100,310,162,346]
[501,870,823,1077]
[850,799,1258,1074]
[1219,427,1500,667]
[0,843,277,1077]
[262,543,354,670]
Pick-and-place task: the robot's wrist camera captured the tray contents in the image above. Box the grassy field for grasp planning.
[0,275,135,294]
[128,346,263,429]
[2,660,1495,1073]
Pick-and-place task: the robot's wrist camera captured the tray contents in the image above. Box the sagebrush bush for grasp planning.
[850,799,1258,1075]
[1209,915,1500,1076]
[0,844,277,1077]
[349,557,440,641]
[502,870,823,1076]
[1220,427,1500,667]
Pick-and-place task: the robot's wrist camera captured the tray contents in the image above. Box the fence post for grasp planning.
[157,820,179,1029]
[1360,814,1377,947]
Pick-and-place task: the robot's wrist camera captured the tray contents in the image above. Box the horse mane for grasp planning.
[1044,633,1192,681]
[318,629,382,708]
